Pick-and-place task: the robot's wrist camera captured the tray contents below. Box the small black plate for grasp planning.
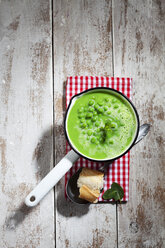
[66,168,89,205]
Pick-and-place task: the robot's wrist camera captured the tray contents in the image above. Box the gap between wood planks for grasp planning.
[111,0,119,247]
[51,0,56,247]
[51,0,119,247]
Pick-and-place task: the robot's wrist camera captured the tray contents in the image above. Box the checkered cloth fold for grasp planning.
[65,76,132,202]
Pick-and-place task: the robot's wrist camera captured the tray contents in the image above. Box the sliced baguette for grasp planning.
[79,185,100,203]
[77,167,104,190]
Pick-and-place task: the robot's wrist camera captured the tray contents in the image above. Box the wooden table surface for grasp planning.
[0,0,164,247]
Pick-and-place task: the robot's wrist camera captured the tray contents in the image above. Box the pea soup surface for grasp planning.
[67,91,137,160]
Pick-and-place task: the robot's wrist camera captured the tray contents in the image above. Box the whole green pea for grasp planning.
[87,130,93,136]
[86,112,93,118]
[88,107,94,112]
[112,98,117,103]
[104,106,108,111]
[98,101,103,106]
[80,118,86,123]
[99,137,104,143]
[94,104,99,110]
[91,137,97,143]
[86,120,91,126]
[78,109,82,113]
[96,135,100,140]
[88,99,95,106]
[109,139,114,144]
[111,122,118,129]
[92,116,97,122]
[81,123,87,128]
[89,124,93,129]
[98,107,104,113]
[78,107,84,113]
[78,113,84,119]
[95,121,100,127]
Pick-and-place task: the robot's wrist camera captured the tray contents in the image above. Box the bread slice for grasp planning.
[79,185,100,203]
[77,167,104,190]
[77,168,104,203]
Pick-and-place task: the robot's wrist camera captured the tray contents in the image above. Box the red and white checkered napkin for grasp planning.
[65,76,132,202]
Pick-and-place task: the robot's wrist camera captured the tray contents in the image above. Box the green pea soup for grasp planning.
[66,89,138,160]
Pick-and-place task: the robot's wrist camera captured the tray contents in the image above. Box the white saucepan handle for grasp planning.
[25,150,80,207]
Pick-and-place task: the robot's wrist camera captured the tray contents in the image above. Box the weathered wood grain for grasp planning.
[113,0,165,247]
[1,0,164,247]
[53,0,116,247]
[0,1,54,247]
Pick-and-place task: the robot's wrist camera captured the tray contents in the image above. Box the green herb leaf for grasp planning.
[104,119,112,131]
[103,182,124,201]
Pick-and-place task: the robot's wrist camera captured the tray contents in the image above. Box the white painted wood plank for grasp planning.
[113,0,165,247]
[0,1,55,247]
[53,0,116,247]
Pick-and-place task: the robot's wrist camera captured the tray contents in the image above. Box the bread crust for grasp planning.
[79,185,100,203]
[77,168,104,203]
